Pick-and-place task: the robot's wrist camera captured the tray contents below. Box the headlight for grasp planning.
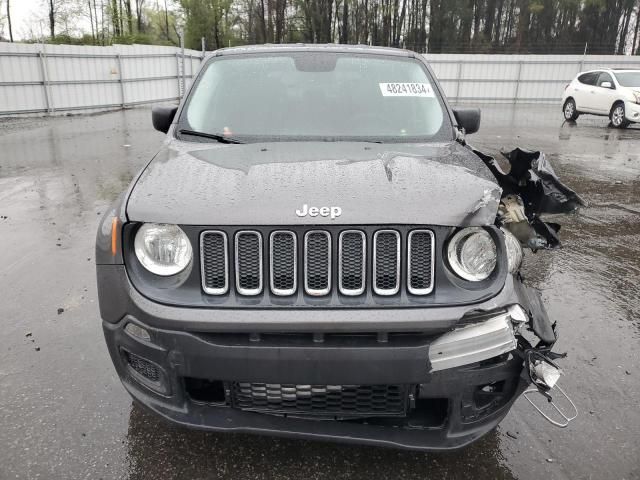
[447,227,497,281]
[134,223,192,276]
[502,228,523,274]
[634,92,640,105]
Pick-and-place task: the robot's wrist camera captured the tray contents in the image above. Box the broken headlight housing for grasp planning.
[447,227,497,281]
[502,227,524,274]
[134,223,193,276]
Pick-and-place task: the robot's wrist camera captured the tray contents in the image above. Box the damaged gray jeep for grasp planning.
[96,45,580,450]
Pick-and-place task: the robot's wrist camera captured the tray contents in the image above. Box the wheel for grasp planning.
[563,98,579,121]
[610,103,630,128]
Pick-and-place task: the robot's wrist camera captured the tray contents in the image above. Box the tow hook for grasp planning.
[522,349,578,427]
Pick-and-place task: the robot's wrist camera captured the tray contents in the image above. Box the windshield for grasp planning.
[614,71,640,87]
[179,52,451,143]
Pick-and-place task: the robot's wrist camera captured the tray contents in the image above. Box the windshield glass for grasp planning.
[180,52,450,143]
[614,71,640,87]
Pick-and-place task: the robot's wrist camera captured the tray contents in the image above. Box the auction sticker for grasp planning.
[379,82,434,97]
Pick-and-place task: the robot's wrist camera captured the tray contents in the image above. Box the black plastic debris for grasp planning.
[472,147,585,249]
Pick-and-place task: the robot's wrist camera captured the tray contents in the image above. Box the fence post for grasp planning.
[175,52,182,97]
[201,37,206,59]
[116,54,126,107]
[513,61,523,105]
[38,50,52,114]
[180,34,186,95]
[455,61,463,102]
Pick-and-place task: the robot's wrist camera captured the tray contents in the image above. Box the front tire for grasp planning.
[563,98,579,121]
[610,103,629,128]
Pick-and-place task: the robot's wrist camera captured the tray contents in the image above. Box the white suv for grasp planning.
[562,69,640,128]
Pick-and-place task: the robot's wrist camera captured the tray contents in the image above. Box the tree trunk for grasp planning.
[340,0,349,43]
[119,0,124,35]
[94,0,101,43]
[6,0,14,42]
[135,0,144,32]
[49,0,55,38]
[259,0,267,42]
[124,0,133,35]
[88,0,95,39]
[633,6,640,55]
[394,0,407,47]
[163,0,169,40]
[275,0,286,43]
[617,6,632,54]
[515,0,529,52]
[111,0,121,36]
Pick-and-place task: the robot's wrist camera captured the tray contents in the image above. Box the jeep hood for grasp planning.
[126,140,501,226]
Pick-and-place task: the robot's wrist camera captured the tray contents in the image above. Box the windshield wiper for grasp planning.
[178,129,245,144]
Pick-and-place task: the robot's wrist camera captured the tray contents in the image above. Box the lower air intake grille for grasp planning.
[231,383,408,417]
[126,352,160,382]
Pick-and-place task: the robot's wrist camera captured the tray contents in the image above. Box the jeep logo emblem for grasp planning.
[296,204,342,220]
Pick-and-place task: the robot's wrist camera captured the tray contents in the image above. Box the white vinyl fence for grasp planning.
[2,43,640,116]
[425,53,640,104]
[0,42,203,115]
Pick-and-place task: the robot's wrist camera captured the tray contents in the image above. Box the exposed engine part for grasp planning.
[499,195,550,249]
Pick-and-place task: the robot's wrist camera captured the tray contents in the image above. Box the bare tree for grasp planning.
[88,0,96,39]
[49,0,56,37]
[124,0,133,33]
[135,0,145,32]
[6,0,14,42]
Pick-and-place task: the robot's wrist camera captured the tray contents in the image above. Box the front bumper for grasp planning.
[625,100,640,123]
[98,264,552,451]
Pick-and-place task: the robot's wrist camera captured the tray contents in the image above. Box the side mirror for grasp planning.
[152,106,178,133]
[600,81,613,89]
[452,107,481,135]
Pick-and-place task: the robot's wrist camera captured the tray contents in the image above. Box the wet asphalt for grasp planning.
[0,105,638,480]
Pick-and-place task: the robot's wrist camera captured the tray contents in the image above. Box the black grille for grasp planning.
[305,232,330,294]
[409,230,434,294]
[201,231,228,294]
[236,232,262,294]
[126,352,159,382]
[339,231,365,295]
[374,231,400,294]
[231,383,408,417]
[271,232,296,295]
[200,227,435,298]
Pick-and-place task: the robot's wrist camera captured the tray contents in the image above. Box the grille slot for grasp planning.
[231,383,408,417]
[373,230,401,295]
[200,231,229,295]
[408,230,435,295]
[304,231,331,296]
[339,230,366,296]
[235,231,263,295]
[270,231,297,296]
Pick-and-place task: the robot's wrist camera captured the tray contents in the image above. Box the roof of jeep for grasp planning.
[212,44,416,58]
